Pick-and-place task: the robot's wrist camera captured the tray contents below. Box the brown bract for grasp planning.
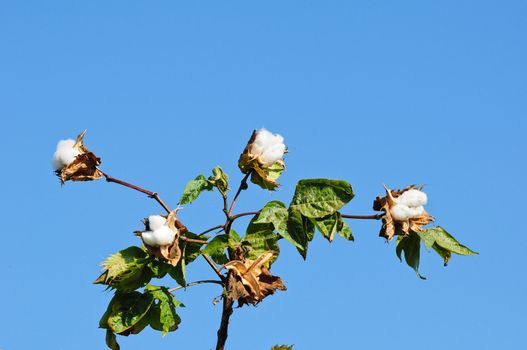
[373,185,434,240]
[56,130,103,183]
[139,210,185,266]
[238,130,285,190]
[225,252,286,307]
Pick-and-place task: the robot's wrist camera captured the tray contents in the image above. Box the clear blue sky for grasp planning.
[1,1,525,349]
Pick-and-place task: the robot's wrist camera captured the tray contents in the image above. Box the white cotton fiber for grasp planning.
[398,189,428,207]
[408,205,425,217]
[141,231,158,246]
[52,139,81,170]
[148,215,166,231]
[151,226,176,246]
[390,204,413,221]
[250,128,286,167]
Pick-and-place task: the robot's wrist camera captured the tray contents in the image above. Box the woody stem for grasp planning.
[99,170,171,213]
[341,214,384,220]
[168,280,223,293]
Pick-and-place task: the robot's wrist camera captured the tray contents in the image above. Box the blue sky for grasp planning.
[1,1,526,349]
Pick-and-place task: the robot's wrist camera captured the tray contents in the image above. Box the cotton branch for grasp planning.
[168,280,223,293]
[100,170,171,213]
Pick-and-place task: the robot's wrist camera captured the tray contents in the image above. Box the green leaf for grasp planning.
[202,234,229,265]
[145,285,183,335]
[417,226,477,266]
[208,166,229,195]
[179,175,214,205]
[311,214,339,242]
[105,330,120,350]
[102,291,154,334]
[396,233,426,279]
[254,200,300,248]
[169,256,186,287]
[229,229,241,247]
[432,243,452,266]
[95,246,152,292]
[418,226,478,256]
[243,218,280,262]
[337,216,354,241]
[271,346,293,350]
[147,258,172,279]
[287,208,310,259]
[290,179,354,218]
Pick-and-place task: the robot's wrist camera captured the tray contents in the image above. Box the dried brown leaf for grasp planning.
[225,252,286,306]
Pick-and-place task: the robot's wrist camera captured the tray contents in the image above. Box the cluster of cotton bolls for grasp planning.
[250,128,286,167]
[390,189,428,222]
[52,139,81,170]
[141,215,176,247]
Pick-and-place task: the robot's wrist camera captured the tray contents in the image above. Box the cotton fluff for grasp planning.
[398,189,428,207]
[390,189,427,222]
[148,215,166,231]
[250,128,286,167]
[141,215,176,247]
[52,139,81,170]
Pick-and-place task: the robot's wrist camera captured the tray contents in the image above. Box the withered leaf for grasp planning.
[225,252,286,306]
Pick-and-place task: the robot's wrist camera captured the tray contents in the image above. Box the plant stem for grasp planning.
[202,254,226,281]
[168,280,223,293]
[215,295,234,350]
[230,211,261,221]
[341,214,384,220]
[228,171,252,216]
[180,236,209,245]
[100,170,171,213]
[198,224,225,236]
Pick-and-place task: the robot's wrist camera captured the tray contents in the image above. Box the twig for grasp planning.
[228,171,252,216]
[230,211,261,221]
[100,170,171,213]
[180,236,209,245]
[341,214,384,220]
[202,254,225,281]
[168,280,223,293]
[198,224,226,236]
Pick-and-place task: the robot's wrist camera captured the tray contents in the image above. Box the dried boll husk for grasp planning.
[224,252,286,307]
[137,209,185,266]
[373,185,434,240]
[55,130,103,183]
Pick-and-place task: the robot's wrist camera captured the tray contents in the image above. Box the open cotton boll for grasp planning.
[390,204,413,221]
[152,226,176,246]
[398,189,428,207]
[52,139,81,170]
[148,215,167,231]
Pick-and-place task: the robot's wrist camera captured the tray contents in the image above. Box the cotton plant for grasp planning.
[52,129,478,350]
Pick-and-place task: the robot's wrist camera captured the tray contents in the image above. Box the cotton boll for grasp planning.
[52,139,81,170]
[141,231,158,246]
[152,226,176,246]
[390,204,412,221]
[399,189,428,207]
[148,215,166,231]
